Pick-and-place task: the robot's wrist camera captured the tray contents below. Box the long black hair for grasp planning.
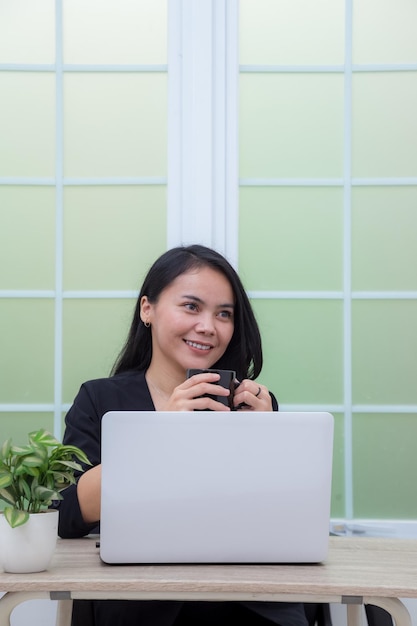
[111,245,263,381]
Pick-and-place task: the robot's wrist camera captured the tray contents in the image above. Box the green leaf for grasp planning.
[51,470,75,484]
[32,487,62,504]
[15,464,39,477]
[0,487,16,506]
[0,438,12,461]
[50,459,83,472]
[29,443,48,462]
[18,476,32,502]
[11,445,33,456]
[29,429,59,447]
[32,485,60,503]
[18,454,45,468]
[0,470,13,489]
[4,506,29,528]
[52,445,91,466]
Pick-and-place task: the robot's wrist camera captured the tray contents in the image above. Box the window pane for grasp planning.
[240,0,344,65]
[353,0,417,64]
[0,73,55,177]
[352,73,417,178]
[352,187,417,291]
[353,413,417,518]
[63,0,167,64]
[352,301,417,404]
[62,298,136,403]
[0,187,55,290]
[253,299,343,405]
[64,73,167,177]
[63,186,166,290]
[0,413,54,450]
[239,187,343,291]
[0,300,55,403]
[0,0,55,64]
[240,74,344,178]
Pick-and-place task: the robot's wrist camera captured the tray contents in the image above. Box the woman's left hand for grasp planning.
[233,379,273,411]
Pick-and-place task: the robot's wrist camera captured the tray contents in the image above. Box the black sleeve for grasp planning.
[55,383,102,538]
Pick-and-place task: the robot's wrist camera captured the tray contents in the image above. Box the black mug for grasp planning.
[186,368,236,409]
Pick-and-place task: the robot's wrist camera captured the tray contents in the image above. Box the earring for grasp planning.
[144,320,150,328]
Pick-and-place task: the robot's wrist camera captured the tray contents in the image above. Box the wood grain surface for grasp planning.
[1,536,417,600]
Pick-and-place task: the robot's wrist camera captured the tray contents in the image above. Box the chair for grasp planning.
[304,603,332,626]
[303,603,394,626]
[365,605,394,626]
[55,599,395,626]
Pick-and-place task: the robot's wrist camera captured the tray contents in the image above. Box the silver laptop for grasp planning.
[100,410,334,564]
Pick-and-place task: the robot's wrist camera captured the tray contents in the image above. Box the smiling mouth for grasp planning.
[185,340,212,351]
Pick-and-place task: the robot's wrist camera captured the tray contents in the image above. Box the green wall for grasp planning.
[0,0,168,449]
[1,0,417,522]
[238,0,417,520]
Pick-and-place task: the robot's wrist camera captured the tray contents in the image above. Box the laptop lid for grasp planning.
[100,410,334,564]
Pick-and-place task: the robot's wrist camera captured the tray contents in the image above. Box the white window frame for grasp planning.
[167,0,239,265]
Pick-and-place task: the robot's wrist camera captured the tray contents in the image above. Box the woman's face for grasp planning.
[141,266,235,378]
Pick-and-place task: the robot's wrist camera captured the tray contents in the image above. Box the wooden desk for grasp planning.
[1,536,416,626]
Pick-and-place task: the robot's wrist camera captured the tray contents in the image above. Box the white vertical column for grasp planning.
[167,0,239,266]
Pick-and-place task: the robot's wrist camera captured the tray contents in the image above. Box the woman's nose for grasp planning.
[195,314,215,334]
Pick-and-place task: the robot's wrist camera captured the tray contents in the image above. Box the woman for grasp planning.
[57,244,308,626]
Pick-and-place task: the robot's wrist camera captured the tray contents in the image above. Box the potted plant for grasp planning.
[0,428,90,573]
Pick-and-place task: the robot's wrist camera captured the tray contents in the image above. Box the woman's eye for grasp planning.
[219,310,233,319]
[184,302,198,311]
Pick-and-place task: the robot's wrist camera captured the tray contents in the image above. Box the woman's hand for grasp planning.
[233,379,273,411]
[163,372,272,412]
[164,371,232,411]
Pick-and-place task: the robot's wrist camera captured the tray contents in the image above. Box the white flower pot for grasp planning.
[0,509,58,573]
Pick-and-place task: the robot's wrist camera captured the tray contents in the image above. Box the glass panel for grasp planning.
[63,186,166,290]
[239,187,343,291]
[0,73,55,177]
[352,301,417,404]
[330,412,345,519]
[64,73,167,177]
[240,74,344,178]
[353,413,417,519]
[0,300,55,403]
[352,72,417,178]
[62,298,136,403]
[63,0,167,64]
[352,187,417,291]
[240,0,344,65]
[0,0,55,64]
[0,413,55,448]
[252,299,343,405]
[353,0,417,64]
[0,187,55,290]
